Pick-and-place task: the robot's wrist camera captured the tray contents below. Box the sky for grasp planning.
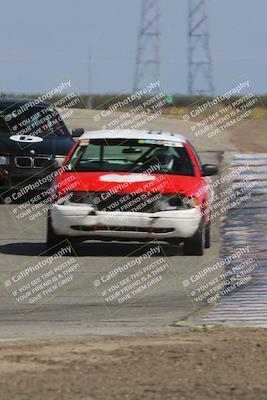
[0,0,266,95]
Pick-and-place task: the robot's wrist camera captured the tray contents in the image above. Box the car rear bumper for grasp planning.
[51,204,202,240]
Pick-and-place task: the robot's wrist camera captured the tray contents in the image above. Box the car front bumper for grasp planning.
[0,162,58,203]
[51,204,202,240]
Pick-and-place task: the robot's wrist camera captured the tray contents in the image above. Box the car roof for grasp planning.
[0,97,50,110]
[81,129,187,143]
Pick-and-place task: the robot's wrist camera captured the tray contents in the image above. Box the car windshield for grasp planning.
[0,104,69,138]
[67,139,195,176]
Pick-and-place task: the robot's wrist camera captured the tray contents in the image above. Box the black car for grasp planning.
[0,98,76,203]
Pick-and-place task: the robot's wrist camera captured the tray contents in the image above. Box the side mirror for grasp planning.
[72,128,84,137]
[201,164,218,177]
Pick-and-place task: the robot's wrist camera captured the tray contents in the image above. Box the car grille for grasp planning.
[92,192,164,213]
[15,156,53,169]
[70,191,184,213]
[96,192,160,212]
[34,157,52,168]
[15,157,32,168]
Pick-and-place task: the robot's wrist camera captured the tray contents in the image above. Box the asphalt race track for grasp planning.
[0,110,237,344]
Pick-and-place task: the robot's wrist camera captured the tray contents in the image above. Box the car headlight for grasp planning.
[161,194,201,210]
[154,194,200,211]
[55,155,66,166]
[0,156,10,166]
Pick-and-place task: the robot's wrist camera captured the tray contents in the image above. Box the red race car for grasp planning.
[47,130,218,255]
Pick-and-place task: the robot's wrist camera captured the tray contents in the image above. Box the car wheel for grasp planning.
[183,218,205,256]
[205,221,211,248]
[46,215,66,250]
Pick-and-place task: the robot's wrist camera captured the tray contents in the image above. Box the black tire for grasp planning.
[46,215,66,250]
[183,218,205,256]
[205,221,211,248]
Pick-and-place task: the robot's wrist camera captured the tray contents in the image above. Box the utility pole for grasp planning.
[133,0,161,93]
[87,43,93,109]
[188,0,214,95]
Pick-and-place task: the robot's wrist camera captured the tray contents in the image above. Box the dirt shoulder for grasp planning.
[230,118,267,153]
[0,327,266,400]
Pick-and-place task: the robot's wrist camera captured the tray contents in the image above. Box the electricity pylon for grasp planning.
[133,0,161,93]
[188,0,214,95]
